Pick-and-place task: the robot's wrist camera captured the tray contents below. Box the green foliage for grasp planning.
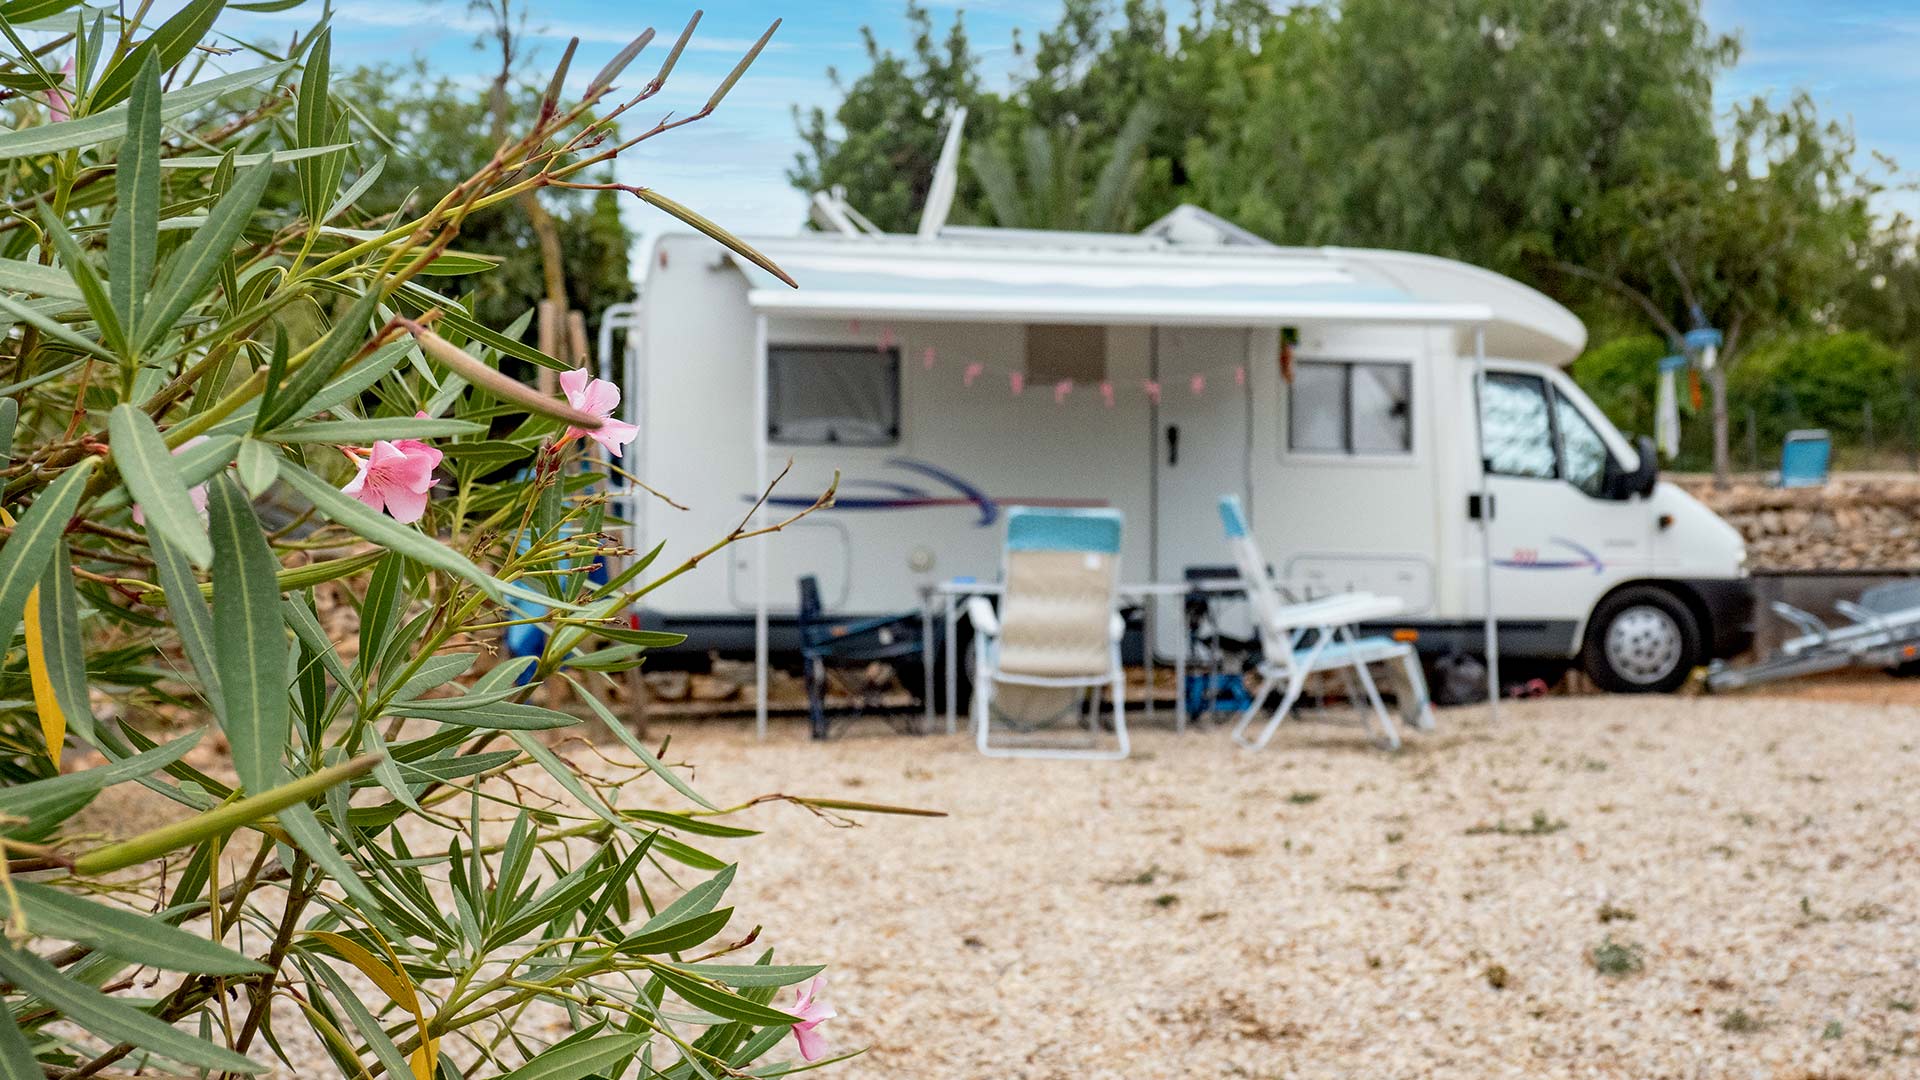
[1729,332,1915,455]
[1589,936,1645,976]
[1570,334,1669,443]
[0,4,864,1077]
[969,102,1156,231]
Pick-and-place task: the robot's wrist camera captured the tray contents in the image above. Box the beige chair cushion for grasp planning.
[996,549,1117,679]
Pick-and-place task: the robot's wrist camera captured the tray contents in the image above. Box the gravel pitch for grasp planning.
[665,695,1920,1079]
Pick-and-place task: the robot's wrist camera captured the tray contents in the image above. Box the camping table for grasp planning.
[920,579,1248,736]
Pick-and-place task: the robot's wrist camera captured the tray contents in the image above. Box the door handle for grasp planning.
[1166,424,1180,467]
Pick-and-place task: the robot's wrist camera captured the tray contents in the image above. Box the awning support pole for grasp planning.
[1473,325,1499,717]
[753,315,770,740]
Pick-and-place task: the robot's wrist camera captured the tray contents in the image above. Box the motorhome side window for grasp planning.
[767,345,901,446]
[1286,360,1412,454]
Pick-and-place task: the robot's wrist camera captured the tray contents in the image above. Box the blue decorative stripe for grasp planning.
[1007,506,1123,553]
[1217,495,1248,539]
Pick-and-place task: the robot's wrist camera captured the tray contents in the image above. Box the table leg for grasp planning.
[921,599,936,734]
[1175,611,1188,734]
[945,593,959,736]
[1142,595,1155,723]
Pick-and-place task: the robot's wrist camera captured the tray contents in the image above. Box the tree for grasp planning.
[1190,0,1734,278]
[1730,331,1913,460]
[967,102,1157,230]
[1563,93,1881,484]
[790,0,994,232]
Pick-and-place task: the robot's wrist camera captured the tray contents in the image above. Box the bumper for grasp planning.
[1673,577,1756,660]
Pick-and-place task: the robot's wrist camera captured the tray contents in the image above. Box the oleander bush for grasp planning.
[0,3,869,1076]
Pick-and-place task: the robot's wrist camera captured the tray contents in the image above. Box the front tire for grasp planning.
[1581,586,1702,693]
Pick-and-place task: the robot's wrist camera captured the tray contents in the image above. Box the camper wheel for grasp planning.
[1581,585,1702,694]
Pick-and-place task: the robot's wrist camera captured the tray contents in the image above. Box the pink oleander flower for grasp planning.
[132,435,208,526]
[558,368,638,457]
[341,436,442,524]
[789,976,835,1063]
[48,57,73,123]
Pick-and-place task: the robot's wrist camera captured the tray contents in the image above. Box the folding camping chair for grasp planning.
[968,507,1129,760]
[796,574,926,740]
[1778,429,1831,489]
[1218,495,1434,750]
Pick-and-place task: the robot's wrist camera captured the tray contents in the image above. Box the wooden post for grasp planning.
[568,311,590,375]
[536,300,562,394]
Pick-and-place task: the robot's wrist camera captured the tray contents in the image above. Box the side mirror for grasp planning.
[1602,434,1660,500]
[1631,434,1659,496]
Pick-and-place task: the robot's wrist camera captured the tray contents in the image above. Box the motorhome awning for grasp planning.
[739,248,1494,329]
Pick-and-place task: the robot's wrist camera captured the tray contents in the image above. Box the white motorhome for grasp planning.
[607,203,1752,699]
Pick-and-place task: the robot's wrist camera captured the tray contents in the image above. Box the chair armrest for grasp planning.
[1267,592,1405,629]
[966,595,1000,637]
[1110,610,1125,642]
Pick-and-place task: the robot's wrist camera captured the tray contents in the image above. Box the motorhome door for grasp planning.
[1476,368,1646,635]
[1152,327,1252,654]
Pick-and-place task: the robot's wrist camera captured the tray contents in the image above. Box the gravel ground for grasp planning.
[64,692,1920,1078]
[661,695,1920,1079]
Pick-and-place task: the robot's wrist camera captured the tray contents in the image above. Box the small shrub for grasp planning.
[1484,963,1511,990]
[1466,810,1568,836]
[1719,1007,1765,1033]
[1822,1020,1845,1040]
[1287,790,1322,805]
[1597,902,1638,923]
[1590,936,1645,976]
[1850,902,1891,923]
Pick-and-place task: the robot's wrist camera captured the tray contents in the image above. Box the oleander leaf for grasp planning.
[207,474,288,794]
[13,881,269,974]
[0,945,266,1072]
[110,404,212,566]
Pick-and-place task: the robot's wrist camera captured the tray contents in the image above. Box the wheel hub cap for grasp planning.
[1604,605,1683,685]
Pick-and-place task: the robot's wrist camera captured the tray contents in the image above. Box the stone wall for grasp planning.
[1675,474,1920,571]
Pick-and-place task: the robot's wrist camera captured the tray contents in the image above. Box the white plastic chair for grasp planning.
[968,507,1129,760]
[1218,495,1435,750]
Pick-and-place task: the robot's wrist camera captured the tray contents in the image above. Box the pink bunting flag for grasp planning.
[1100,381,1115,408]
[923,346,937,370]
[1190,373,1206,396]
[963,362,984,387]
[1053,379,1073,405]
[1235,365,1247,387]
[1010,372,1025,396]
[848,319,861,333]
[1143,379,1161,405]
[877,327,897,352]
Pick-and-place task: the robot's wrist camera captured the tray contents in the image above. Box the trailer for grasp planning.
[1706,581,1920,690]
[604,176,1753,731]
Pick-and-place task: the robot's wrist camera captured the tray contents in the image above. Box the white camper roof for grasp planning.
[719,224,1586,364]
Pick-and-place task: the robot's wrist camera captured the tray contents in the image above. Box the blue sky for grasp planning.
[222,1,1919,250]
